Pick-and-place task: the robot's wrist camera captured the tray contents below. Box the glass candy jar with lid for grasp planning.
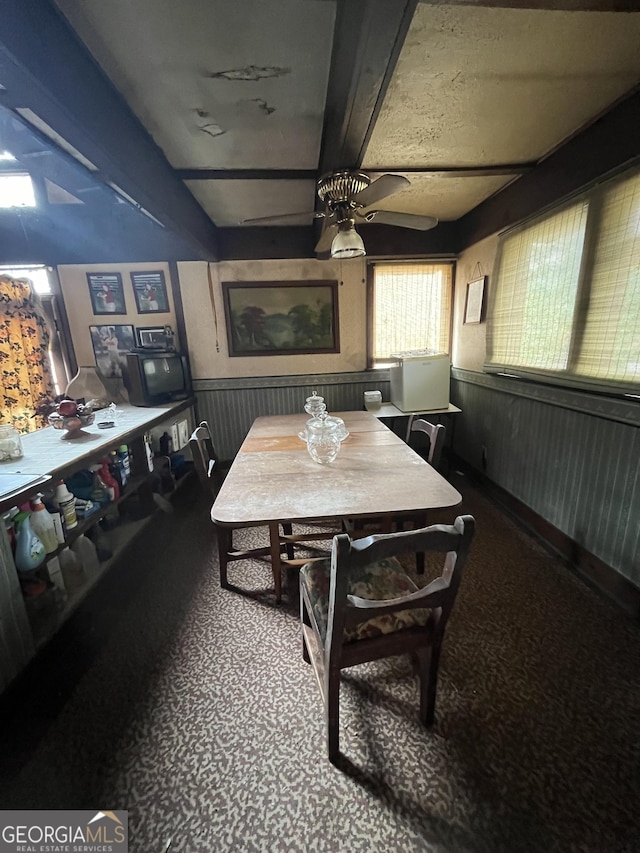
[0,424,23,462]
[304,391,327,419]
[306,413,341,464]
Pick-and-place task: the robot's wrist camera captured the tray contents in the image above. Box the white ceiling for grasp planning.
[52,0,640,229]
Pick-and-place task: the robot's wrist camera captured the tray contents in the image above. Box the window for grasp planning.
[487,167,640,393]
[0,265,51,294]
[0,267,69,397]
[0,173,36,207]
[368,262,453,367]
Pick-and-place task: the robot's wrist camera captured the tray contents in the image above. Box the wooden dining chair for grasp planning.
[345,420,448,572]
[300,514,475,764]
[406,418,446,469]
[190,420,295,598]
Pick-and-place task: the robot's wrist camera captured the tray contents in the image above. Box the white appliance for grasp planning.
[390,351,450,412]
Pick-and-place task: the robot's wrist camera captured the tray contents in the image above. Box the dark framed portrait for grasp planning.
[131,270,170,314]
[222,280,340,357]
[87,272,126,315]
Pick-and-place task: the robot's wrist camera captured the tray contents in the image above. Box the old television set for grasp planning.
[125,350,192,407]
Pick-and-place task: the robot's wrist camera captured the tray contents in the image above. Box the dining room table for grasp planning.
[210,410,462,602]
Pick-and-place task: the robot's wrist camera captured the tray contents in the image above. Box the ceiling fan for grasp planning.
[243,171,438,259]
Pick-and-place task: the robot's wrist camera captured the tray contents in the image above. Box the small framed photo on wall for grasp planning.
[87,272,126,315]
[136,325,174,350]
[90,324,135,378]
[131,270,170,314]
[464,276,487,324]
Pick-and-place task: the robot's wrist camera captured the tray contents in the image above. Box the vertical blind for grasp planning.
[487,166,640,392]
[371,263,453,365]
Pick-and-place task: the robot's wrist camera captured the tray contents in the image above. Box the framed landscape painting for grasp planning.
[222,281,340,357]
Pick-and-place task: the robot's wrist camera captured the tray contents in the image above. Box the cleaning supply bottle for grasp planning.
[71,534,100,579]
[98,458,119,500]
[52,480,78,530]
[59,546,85,595]
[89,465,110,506]
[14,512,46,573]
[117,445,131,484]
[109,451,124,494]
[29,495,58,554]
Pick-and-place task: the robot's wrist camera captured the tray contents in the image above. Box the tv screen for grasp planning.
[143,355,184,396]
[126,351,191,406]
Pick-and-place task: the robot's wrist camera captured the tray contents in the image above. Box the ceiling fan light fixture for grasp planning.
[331,224,365,259]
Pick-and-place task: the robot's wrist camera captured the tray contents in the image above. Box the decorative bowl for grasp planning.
[48,410,95,439]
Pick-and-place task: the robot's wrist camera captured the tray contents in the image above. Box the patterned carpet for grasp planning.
[0,473,639,853]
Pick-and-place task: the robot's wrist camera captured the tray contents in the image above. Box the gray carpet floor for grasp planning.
[0,473,639,853]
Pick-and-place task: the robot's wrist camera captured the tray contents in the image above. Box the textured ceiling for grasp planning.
[11,1,640,246]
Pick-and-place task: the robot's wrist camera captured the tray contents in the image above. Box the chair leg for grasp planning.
[301,596,311,665]
[417,642,441,727]
[282,522,295,561]
[326,668,341,764]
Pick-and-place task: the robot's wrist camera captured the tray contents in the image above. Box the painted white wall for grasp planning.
[58,261,177,367]
[178,258,367,379]
[452,233,498,372]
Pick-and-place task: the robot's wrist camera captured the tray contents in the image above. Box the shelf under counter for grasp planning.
[0,399,193,513]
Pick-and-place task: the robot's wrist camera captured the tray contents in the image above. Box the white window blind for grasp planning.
[370,262,452,365]
[487,166,640,393]
[575,173,640,385]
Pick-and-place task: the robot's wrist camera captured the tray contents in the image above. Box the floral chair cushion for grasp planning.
[300,556,431,644]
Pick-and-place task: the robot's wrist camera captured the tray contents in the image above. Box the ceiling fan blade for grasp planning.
[352,174,409,207]
[242,210,323,224]
[314,222,338,257]
[363,210,438,231]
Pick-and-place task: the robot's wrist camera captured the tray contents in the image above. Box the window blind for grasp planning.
[488,201,588,372]
[487,165,640,394]
[371,263,452,365]
[575,173,640,385]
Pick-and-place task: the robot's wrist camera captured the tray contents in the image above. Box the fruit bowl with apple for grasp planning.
[48,399,95,439]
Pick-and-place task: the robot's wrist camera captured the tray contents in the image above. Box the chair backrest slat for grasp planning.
[189,420,218,494]
[408,419,446,468]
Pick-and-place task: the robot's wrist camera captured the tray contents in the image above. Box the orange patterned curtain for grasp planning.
[0,275,56,433]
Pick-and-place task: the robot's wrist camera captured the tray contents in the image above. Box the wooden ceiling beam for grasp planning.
[176,164,534,181]
[0,0,219,259]
[418,1,640,10]
[319,0,419,173]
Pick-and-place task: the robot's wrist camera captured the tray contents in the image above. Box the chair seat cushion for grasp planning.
[300,556,431,643]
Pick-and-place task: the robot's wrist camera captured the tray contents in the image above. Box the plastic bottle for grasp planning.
[108,451,124,494]
[29,495,58,554]
[89,465,110,506]
[159,432,173,456]
[59,546,85,595]
[98,458,119,500]
[118,445,131,483]
[52,480,78,530]
[71,534,100,579]
[14,512,46,573]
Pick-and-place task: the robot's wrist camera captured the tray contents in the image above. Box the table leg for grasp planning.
[269,521,283,603]
[216,524,231,589]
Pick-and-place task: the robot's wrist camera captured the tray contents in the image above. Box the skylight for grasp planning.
[0,173,36,207]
